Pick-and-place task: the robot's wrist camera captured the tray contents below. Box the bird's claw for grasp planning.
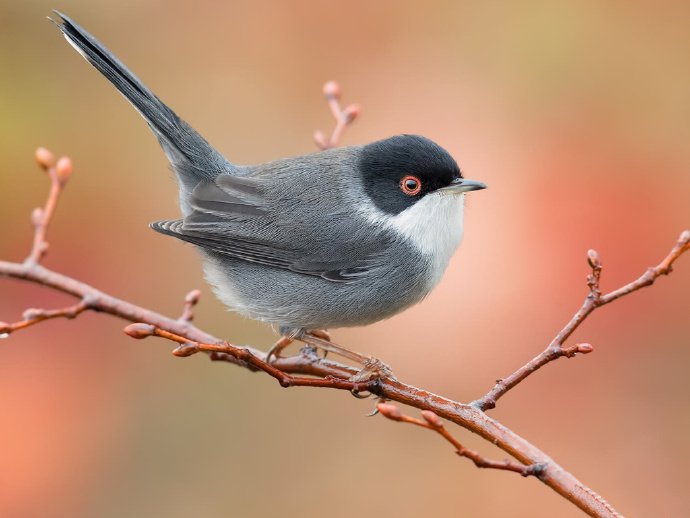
[349,357,393,382]
[348,360,392,400]
[265,335,294,364]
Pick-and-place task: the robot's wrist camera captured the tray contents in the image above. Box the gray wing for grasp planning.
[150,173,390,283]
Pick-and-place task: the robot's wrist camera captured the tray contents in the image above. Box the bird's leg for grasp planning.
[308,329,331,341]
[298,332,394,383]
[307,329,331,357]
[298,332,368,364]
[265,335,294,363]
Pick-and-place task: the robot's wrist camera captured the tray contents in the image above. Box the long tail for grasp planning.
[52,11,232,188]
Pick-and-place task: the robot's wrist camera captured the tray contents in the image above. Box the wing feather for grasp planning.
[151,175,389,283]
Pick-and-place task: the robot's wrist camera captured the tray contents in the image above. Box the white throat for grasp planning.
[362,192,465,284]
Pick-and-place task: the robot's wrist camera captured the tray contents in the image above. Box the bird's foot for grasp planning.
[298,331,369,365]
[265,335,294,364]
[306,329,331,357]
[271,330,394,388]
[348,358,393,399]
[350,357,394,383]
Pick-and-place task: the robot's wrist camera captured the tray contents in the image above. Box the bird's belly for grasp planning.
[202,248,439,331]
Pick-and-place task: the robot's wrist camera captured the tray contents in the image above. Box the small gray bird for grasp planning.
[54,12,486,363]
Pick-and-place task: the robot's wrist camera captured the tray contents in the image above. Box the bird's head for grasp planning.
[358,134,485,216]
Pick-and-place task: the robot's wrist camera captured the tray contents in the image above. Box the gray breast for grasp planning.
[201,237,433,331]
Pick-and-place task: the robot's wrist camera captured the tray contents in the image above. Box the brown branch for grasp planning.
[3,242,625,518]
[6,130,688,516]
[5,85,659,517]
[123,323,376,394]
[472,232,690,411]
[0,239,625,517]
[313,81,360,150]
[377,403,543,477]
[0,299,91,337]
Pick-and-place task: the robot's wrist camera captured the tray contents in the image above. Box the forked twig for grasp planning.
[377,403,544,477]
[313,81,360,150]
[25,148,72,266]
[472,232,690,411]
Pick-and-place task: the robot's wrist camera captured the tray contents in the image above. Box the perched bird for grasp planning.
[53,12,486,364]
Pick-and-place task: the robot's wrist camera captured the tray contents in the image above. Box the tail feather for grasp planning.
[53,11,232,185]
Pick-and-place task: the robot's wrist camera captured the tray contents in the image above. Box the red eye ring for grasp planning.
[400,175,422,196]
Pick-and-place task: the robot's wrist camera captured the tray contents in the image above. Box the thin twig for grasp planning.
[0,258,626,518]
[0,252,629,517]
[377,403,543,477]
[0,299,91,337]
[313,81,360,150]
[25,148,72,266]
[178,289,201,323]
[472,232,690,411]
[6,143,687,517]
[124,323,377,394]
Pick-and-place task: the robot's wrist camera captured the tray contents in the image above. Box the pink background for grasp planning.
[1,2,689,517]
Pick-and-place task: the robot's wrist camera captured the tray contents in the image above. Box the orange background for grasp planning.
[1,2,689,517]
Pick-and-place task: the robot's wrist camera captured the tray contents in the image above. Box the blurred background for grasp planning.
[1,1,689,517]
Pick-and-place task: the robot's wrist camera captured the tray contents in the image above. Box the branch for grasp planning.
[4,83,687,517]
[377,403,544,477]
[123,323,376,394]
[472,233,690,411]
[313,81,360,149]
[1,240,624,518]
[0,299,91,337]
[0,150,640,516]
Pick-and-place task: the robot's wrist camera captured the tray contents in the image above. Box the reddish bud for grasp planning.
[56,157,73,184]
[421,410,443,428]
[587,249,600,269]
[22,308,44,321]
[35,147,55,169]
[377,403,403,420]
[173,343,199,357]
[124,323,155,339]
[343,104,360,124]
[323,80,341,99]
[577,343,594,354]
[185,289,202,306]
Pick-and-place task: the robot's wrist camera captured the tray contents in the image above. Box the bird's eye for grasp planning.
[400,175,422,196]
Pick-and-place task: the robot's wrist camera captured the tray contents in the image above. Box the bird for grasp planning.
[52,11,486,368]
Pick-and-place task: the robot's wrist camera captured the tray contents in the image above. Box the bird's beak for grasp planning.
[441,178,487,194]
